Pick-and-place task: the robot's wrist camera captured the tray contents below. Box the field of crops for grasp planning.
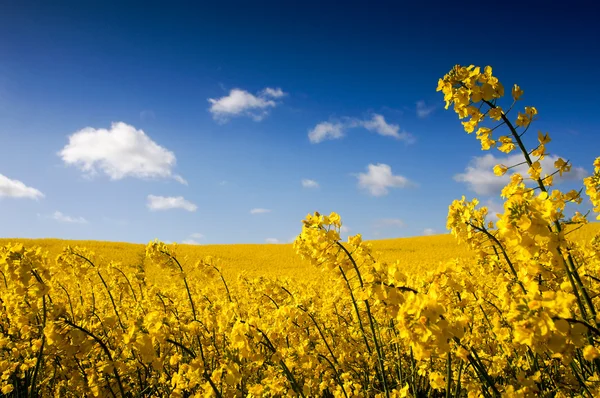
[3,64,600,397]
[0,233,477,282]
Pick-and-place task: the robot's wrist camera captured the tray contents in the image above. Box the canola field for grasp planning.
[2,223,598,281]
[3,64,600,397]
[0,233,476,281]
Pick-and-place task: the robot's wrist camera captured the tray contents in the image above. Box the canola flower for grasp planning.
[1,65,600,397]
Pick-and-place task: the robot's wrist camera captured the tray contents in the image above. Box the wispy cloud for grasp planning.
[265,238,280,244]
[416,100,436,118]
[454,153,586,196]
[359,114,414,142]
[375,218,405,228]
[250,208,271,215]
[52,211,87,224]
[147,195,197,212]
[423,228,436,236]
[308,122,345,143]
[356,163,414,196]
[59,122,186,184]
[182,239,201,245]
[182,233,204,245]
[0,173,44,199]
[208,87,286,122]
[301,179,319,188]
[309,114,414,144]
[140,110,156,121]
[260,87,287,98]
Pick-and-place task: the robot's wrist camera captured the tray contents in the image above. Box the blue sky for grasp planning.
[0,1,599,244]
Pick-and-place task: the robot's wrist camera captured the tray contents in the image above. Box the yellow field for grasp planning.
[0,233,467,281]
[2,222,598,281]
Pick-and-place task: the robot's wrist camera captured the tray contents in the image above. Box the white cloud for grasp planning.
[357,163,413,196]
[340,225,351,233]
[308,122,345,143]
[52,211,87,224]
[301,179,319,188]
[454,153,586,196]
[59,122,185,184]
[309,114,413,144]
[147,195,197,212]
[250,208,271,215]
[484,199,504,220]
[265,238,280,244]
[181,232,204,245]
[360,114,415,142]
[376,218,405,228]
[208,87,285,122]
[416,100,436,118]
[0,174,44,199]
[261,87,287,98]
[423,228,436,236]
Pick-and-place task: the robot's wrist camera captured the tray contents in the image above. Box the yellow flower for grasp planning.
[429,371,446,390]
[488,107,504,121]
[583,345,600,361]
[538,131,551,145]
[512,84,524,101]
[493,164,509,176]
[497,136,515,153]
[554,158,571,177]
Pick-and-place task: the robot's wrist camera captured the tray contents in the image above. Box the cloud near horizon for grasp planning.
[51,211,87,224]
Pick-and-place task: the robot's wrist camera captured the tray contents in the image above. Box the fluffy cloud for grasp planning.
[0,174,44,199]
[301,179,319,188]
[59,122,186,184]
[484,199,504,219]
[357,163,413,196]
[423,228,436,236]
[308,122,345,143]
[208,87,286,122]
[265,238,280,244]
[416,100,436,118]
[52,211,87,224]
[309,114,413,144]
[250,208,271,215]
[147,195,197,212]
[454,153,587,196]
